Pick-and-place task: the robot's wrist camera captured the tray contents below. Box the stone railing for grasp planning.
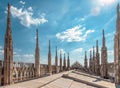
[0,60,63,86]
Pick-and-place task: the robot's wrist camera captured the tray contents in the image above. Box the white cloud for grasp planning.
[0,49,4,60]
[13,52,17,55]
[106,31,115,38]
[56,25,95,42]
[0,50,4,55]
[58,49,66,54]
[0,49,17,56]
[78,14,92,23]
[79,18,85,21]
[28,6,33,11]
[14,54,20,58]
[20,1,25,5]
[14,48,22,52]
[91,7,101,16]
[9,5,48,27]
[0,45,2,49]
[98,0,115,6]
[88,47,98,53]
[23,54,34,58]
[107,50,114,54]
[72,48,83,53]
[14,53,34,63]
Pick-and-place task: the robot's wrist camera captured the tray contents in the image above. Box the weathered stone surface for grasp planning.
[4,3,13,85]
[101,30,108,78]
[48,40,52,74]
[55,46,58,73]
[84,51,88,70]
[1,71,116,88]
[95,40,100,76]
[35,29,40,77]
[114,3,120,84]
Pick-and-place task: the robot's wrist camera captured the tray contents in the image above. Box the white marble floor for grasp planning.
[0,71,116,88]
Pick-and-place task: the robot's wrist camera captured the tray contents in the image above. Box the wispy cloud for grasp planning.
[72,48,83,53]
[106,31,115,38]
[14,53,34,62]
[97,0,115,6]
[28,6,33,11]
[103,15,116,29]
[91,7,101,16]
[20,1,25,5]
[8,5,48,27]
[107,50,114,54]
[0,50,4,55]
[78,14,92,22]
[23,54,34,58]
[88,47,97,52]
[0,45,2,49]
[0,45,4,59]
[56,25,95,42]
[58,48,66,54]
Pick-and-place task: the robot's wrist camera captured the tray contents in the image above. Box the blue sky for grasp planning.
[0,0,119,65]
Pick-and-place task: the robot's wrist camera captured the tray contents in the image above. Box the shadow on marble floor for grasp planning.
[93,78,102,82]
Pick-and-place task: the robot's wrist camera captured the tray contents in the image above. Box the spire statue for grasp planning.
[35,29,40,77]
[92,46,95,73]
[101,29,108,78]
[55,46,58,73]
[60,51,63,72]
[67,53,70,70]
[84,51,88,70]
[95,40,100,76]
[48,40,52,75]
[114,3,120,84]
[89,51,92,72]
[63,53,66,71]
[4,3,13,85]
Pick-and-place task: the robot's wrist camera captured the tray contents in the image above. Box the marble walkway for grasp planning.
[0,70,117,88]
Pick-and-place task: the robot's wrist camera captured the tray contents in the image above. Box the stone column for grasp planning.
[0,61,2,85]
[89,51,92,72]
[48,40,52,75]
[67,53,70,70]
[114,3,120,84]
[35,29,40,77]
[63,53,66,71]
[101,29,108,78]
[55,46,58,73]
[4,3,13,85]
[84,51,88,70]
[92,46,95,73]
[60,51,63,72]
[95,40,100,76]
